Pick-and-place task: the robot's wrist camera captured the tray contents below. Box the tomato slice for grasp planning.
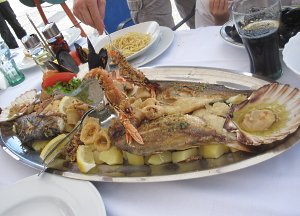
[42,72,76,89]
[69,50,81,66]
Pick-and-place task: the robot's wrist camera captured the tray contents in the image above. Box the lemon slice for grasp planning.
[76,145,96,173]
[58,96,75,114]
[40,134,67,162]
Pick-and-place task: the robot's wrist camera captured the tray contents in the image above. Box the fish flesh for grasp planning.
[14,112,65,145]
[139,82,252,120]
[110,114,247,156]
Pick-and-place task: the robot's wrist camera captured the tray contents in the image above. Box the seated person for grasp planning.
[195,0,232,28]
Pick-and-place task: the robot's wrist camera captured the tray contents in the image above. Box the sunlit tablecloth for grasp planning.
[1,26,300,216]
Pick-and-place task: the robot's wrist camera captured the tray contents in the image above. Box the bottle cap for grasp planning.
[21,34,41,50]
[42,22,61,40]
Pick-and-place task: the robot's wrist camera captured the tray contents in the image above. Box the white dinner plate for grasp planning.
[62,27,81,46]
[95,21,160,61]
[128,26,174,68]
[0,173,106,216]
[283,32,300,75]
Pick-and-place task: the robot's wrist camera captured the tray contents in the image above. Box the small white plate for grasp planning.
[62,27,81,46]
[13,48,37,71]
[95,21,160,61]
[220,20,244,48]
[0,173,106,216]
[283,32,300,75]
[16,55,36,71]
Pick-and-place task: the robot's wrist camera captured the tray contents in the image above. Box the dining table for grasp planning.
[1,26,300,216]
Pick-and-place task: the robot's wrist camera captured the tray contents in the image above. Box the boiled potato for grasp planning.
[147,151,172,165]
[200,144,229,159]
[124,151,144,165]
[96,146,123,165]
[93,151,104,164]
[172,148,199,163]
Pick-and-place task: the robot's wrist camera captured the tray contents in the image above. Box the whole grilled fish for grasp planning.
[110,114,246,156]
[14,112,65,145]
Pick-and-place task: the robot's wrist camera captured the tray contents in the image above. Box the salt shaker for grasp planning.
[42,22,70,55]
[22,34,54,72]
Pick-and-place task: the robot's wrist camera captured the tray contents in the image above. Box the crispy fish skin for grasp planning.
[14,112,65,145]
[156,82,252,103]
[110,114,235,156]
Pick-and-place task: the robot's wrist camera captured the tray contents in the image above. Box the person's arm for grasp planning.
[73,0,106,34]
[209,0,230,25]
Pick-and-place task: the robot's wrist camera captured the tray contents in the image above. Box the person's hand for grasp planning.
[209,0,230,25]
[73,0,106,34]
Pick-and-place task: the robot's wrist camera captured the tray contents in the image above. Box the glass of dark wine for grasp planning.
[232,0,282,80]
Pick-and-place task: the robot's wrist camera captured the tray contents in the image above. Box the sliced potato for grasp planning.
[97,146,123,165]
[125,151,144,165]
[93,150,104,164]
[172,148,199,163]
[147,151,172,165]
[200,144,229,159]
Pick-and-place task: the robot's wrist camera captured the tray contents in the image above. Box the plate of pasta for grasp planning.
[95,21,160,61]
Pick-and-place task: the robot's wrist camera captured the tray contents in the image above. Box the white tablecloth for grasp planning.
[1,26,300,216]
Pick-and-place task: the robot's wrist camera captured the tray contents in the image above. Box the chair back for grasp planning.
[44,0,66,4]
[19,0,45,7]
[104,0,134,33]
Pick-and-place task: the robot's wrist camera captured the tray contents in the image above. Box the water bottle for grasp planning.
[0,40,25,86]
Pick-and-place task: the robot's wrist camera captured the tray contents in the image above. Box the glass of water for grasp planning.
[0,41,11,61]
[0,59,25,86]
[0,41,25,86]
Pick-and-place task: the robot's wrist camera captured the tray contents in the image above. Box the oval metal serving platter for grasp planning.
[1,67,300,182]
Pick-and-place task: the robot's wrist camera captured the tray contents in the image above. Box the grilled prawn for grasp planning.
[109,50,159,97]
[84,68,144,145]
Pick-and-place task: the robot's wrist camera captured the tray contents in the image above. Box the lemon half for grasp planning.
[76,145,96,173]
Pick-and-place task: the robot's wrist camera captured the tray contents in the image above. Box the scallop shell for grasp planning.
[224,83,300,145]
[0,89,37,122]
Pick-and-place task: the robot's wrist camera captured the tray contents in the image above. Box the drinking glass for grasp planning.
[0,41,11,61]
[0,59,25,86]
[232,0,282,80]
